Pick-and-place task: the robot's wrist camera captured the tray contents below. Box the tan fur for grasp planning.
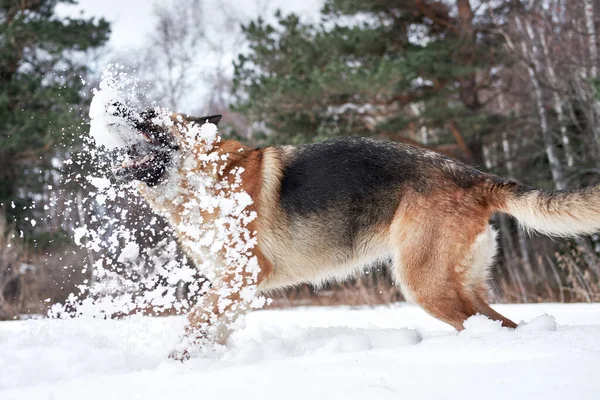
[499,186,600,236]
[256,148,393,291]
[388,188,516,330]
[251,161,517,330]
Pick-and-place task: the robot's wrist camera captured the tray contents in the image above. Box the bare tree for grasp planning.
[0,209,23,320]
[137,0,207,111]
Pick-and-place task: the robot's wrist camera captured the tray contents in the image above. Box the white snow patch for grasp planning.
[517,313,558,332]
[87,176,112,190]
[460,314,507,336]
[73,227,88,246]
[89,88,134,150]
[117,241,140,263]
[227,325,422,362]
[198,122,218,143]
[1,303,600,400]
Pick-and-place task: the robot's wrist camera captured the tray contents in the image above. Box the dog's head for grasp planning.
[107,103,221,186]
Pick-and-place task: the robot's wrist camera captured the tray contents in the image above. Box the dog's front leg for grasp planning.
[170,261,264,360]
[186,280,252,344]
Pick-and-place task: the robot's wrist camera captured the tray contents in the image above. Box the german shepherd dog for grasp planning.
[107,106,600,353]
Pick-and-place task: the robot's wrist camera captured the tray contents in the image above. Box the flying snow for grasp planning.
[88,67,144,150]
[50,65,264,359]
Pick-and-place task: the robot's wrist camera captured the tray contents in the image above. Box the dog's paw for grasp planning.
[167,332,225,362]
[167,334,207,362]
[168,348,191,362]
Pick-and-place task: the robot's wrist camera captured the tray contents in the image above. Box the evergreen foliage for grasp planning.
[0,0,110,234]
[232,0,507,153]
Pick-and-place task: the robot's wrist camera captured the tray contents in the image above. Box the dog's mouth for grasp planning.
[107,105,178,186]
[110,145,172,186]
[120,152,157,170]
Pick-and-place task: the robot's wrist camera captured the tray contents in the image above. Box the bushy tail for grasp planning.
[494,182,600,237]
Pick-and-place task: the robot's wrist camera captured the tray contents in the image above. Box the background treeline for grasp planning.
[2,0,600,319]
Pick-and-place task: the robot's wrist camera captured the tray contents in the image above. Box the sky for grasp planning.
[58,0,322,50]
[56,0,323,114]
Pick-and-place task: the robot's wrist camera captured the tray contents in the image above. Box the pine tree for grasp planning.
[0,0,110,235]
[232,0,508,162]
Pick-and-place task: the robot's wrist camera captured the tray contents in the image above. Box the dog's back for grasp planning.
[257,137,496,290]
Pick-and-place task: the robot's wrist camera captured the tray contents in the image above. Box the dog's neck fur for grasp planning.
[135,136,262,270]
[137,135,246,217]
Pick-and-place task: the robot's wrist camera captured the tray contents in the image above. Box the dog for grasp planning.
[105,106,600,355]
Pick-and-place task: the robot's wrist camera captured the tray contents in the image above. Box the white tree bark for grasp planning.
[583,0,600,154]
[539,24,575,167]
[516,15,568,190]
[584,0,598,79]
[518,12,599,269]
[502,131,535,281]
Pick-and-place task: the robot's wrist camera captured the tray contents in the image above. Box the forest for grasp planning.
[1,0,600,319]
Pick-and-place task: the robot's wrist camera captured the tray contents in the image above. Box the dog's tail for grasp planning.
[489,179,600,237]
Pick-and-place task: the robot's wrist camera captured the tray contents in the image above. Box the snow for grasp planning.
[1,303,599,399]
[88,65,149,150]
[87,176,112,190]
[72,227,87,246]
[117,241,140,263]
[77,67,264,334]
[198,121,218,143]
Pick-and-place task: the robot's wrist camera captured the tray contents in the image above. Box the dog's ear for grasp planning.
[186,114,222,125]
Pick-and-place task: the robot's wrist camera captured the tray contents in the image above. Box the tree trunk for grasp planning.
[538,24,575,167]
[583,0,600,154]
[456,0,480,110]
[502,131,535,281]
[517,15,599,274]
[0,294,17,321]
[516,15,568,189]
[584,0,598,79]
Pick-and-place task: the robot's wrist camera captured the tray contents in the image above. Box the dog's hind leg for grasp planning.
[390,205,516,330]
[462,225,517,328]
[462,226,517,328]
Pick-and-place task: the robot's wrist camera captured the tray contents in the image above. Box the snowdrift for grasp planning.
[2,303,599,400]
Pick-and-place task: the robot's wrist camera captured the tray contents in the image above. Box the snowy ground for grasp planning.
[1,303,599,400]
